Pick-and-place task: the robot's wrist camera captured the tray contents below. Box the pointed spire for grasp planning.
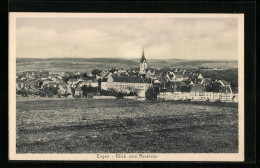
[140,48,146,63]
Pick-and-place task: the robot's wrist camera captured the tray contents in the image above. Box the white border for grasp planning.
[9,13,244,161]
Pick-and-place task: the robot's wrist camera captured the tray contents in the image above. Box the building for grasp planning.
[145,70,156,79]
[166,71,189,82]
[67,78,78,86]
[218,85,233,102]
[198,73,204,79]
[190,84,206,101]
[75,86,83,97]
[139,49,147,74]
[82,79,99,87]
[101,74,151,97]
[57,83,68,95]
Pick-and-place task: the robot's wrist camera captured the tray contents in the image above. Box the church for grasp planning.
[100,49,152,97]
[139,49,156,79]
[139,49,148,74]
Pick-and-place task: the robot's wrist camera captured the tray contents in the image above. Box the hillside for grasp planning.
[16,58,238,73]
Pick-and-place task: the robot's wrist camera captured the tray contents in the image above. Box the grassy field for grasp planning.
[16,58,238,72]
[16,98,238,153]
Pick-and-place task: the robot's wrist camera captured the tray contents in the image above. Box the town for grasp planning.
[16,50,238,103]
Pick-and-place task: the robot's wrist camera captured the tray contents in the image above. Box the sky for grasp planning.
[16,17,238,60]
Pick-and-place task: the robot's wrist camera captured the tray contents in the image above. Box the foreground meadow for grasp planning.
[16,98,238,153]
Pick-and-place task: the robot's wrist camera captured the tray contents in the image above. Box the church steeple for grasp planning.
[140,48,146,63]
[139,48,148,74]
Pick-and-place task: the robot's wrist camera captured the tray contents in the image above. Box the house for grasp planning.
[219,85,233,102]
[97,71,112,79]
[83,79,99,87]
[41,80,59,88]
[166,71,189,82]
[57,83,67,94]
[145,70,155,79]
[75,86,83,97]
[88,72,94,77]
[128,71,139,77]
[67,78,78,85]
[197,73,204,79]
[118,68,127,74]
[200,78,211,85]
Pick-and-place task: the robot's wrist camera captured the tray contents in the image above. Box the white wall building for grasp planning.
[101,75,151,97]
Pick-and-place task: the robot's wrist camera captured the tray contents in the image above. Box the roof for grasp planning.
[219,85,232,93]
[158,76,168,83]
[140,49,146,63]
[127,71,139,77]
[101,78,108,82]
[68,78,78,82]
[85,79,98,83]
[58,82,67,87]
[103,72,112,78]
[203,78,211,82]
[190,84,205,92]
[174,72,186,78]
[219,80,229,86]
[154,71,162,77]
[75,87,82,91]
[112,75,145,83]
[153,79,160,83]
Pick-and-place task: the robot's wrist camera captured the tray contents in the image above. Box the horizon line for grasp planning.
[16,57,238,61]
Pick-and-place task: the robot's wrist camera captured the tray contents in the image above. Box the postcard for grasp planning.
[9,13,244,161]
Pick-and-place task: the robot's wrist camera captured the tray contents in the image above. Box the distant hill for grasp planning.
[16,58,238,73]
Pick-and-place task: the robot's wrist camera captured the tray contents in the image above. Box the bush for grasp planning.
[116,92,124,99]
[145,88,157,100]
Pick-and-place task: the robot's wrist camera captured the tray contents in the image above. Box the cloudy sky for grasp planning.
[16,17,238,60]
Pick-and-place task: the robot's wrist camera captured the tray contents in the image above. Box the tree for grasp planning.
[81,85,98,96]
[212,82,221,92]
[116,92,124,99]
[109,68,117,73]
[145,88,157,100]
[82,73,88,79]
[62,76,70,83]
[91,69,102,76]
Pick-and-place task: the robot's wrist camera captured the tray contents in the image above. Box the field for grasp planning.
[16,97,238,153]
[16,58,238,72]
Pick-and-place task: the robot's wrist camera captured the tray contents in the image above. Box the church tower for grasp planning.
[140,49,147,74]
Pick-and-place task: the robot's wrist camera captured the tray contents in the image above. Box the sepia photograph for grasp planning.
[9,13,244,161]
